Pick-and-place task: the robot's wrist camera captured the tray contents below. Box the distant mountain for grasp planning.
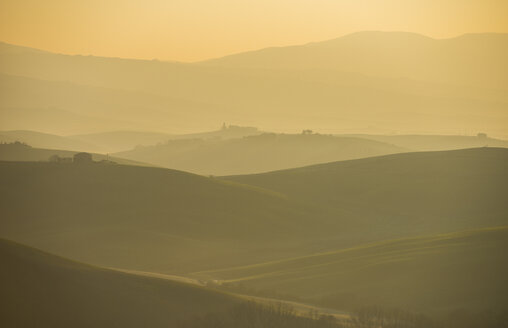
[204,31,508,91]
[2,40,507,137]
[0,239,239,328]
[116,133,406,175]
[343,133,508,151]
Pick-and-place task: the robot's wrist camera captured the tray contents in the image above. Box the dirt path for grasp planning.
[109,268,206,286]
[110,267,350,320]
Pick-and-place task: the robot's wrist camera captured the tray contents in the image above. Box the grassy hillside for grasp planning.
[0,160,322,273]
[193,227,508,314]
[2,41,508,137]
[0,238,239,328]
[116,133,406,175]
[0,142,147,166]
[224,148,508,240]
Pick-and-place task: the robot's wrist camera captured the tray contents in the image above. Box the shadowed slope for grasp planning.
[0,239,239,328]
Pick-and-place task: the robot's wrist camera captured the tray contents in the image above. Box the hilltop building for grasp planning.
[73,152,93,164]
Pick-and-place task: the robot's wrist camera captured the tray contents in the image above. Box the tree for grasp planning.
[73,152,93,164]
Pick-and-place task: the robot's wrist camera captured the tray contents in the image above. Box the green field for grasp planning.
[194,227,508,314]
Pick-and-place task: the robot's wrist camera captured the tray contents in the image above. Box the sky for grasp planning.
[1,0,508,62]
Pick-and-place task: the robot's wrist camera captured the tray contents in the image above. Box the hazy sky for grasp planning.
[1,0,507,62]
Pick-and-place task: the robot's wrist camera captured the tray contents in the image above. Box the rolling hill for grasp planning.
[116,133,406,175]
[344,133,508,151]
[0,238,239,328]
[223,148,508,240]
[0,148,507,316]
[193,226,508,314]
[0,148,506,276]
[0,160,324,273]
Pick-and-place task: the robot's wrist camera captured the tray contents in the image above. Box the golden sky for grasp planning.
[1,0,507,62]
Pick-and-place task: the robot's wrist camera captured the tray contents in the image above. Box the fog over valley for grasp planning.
[1,1,508,327]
